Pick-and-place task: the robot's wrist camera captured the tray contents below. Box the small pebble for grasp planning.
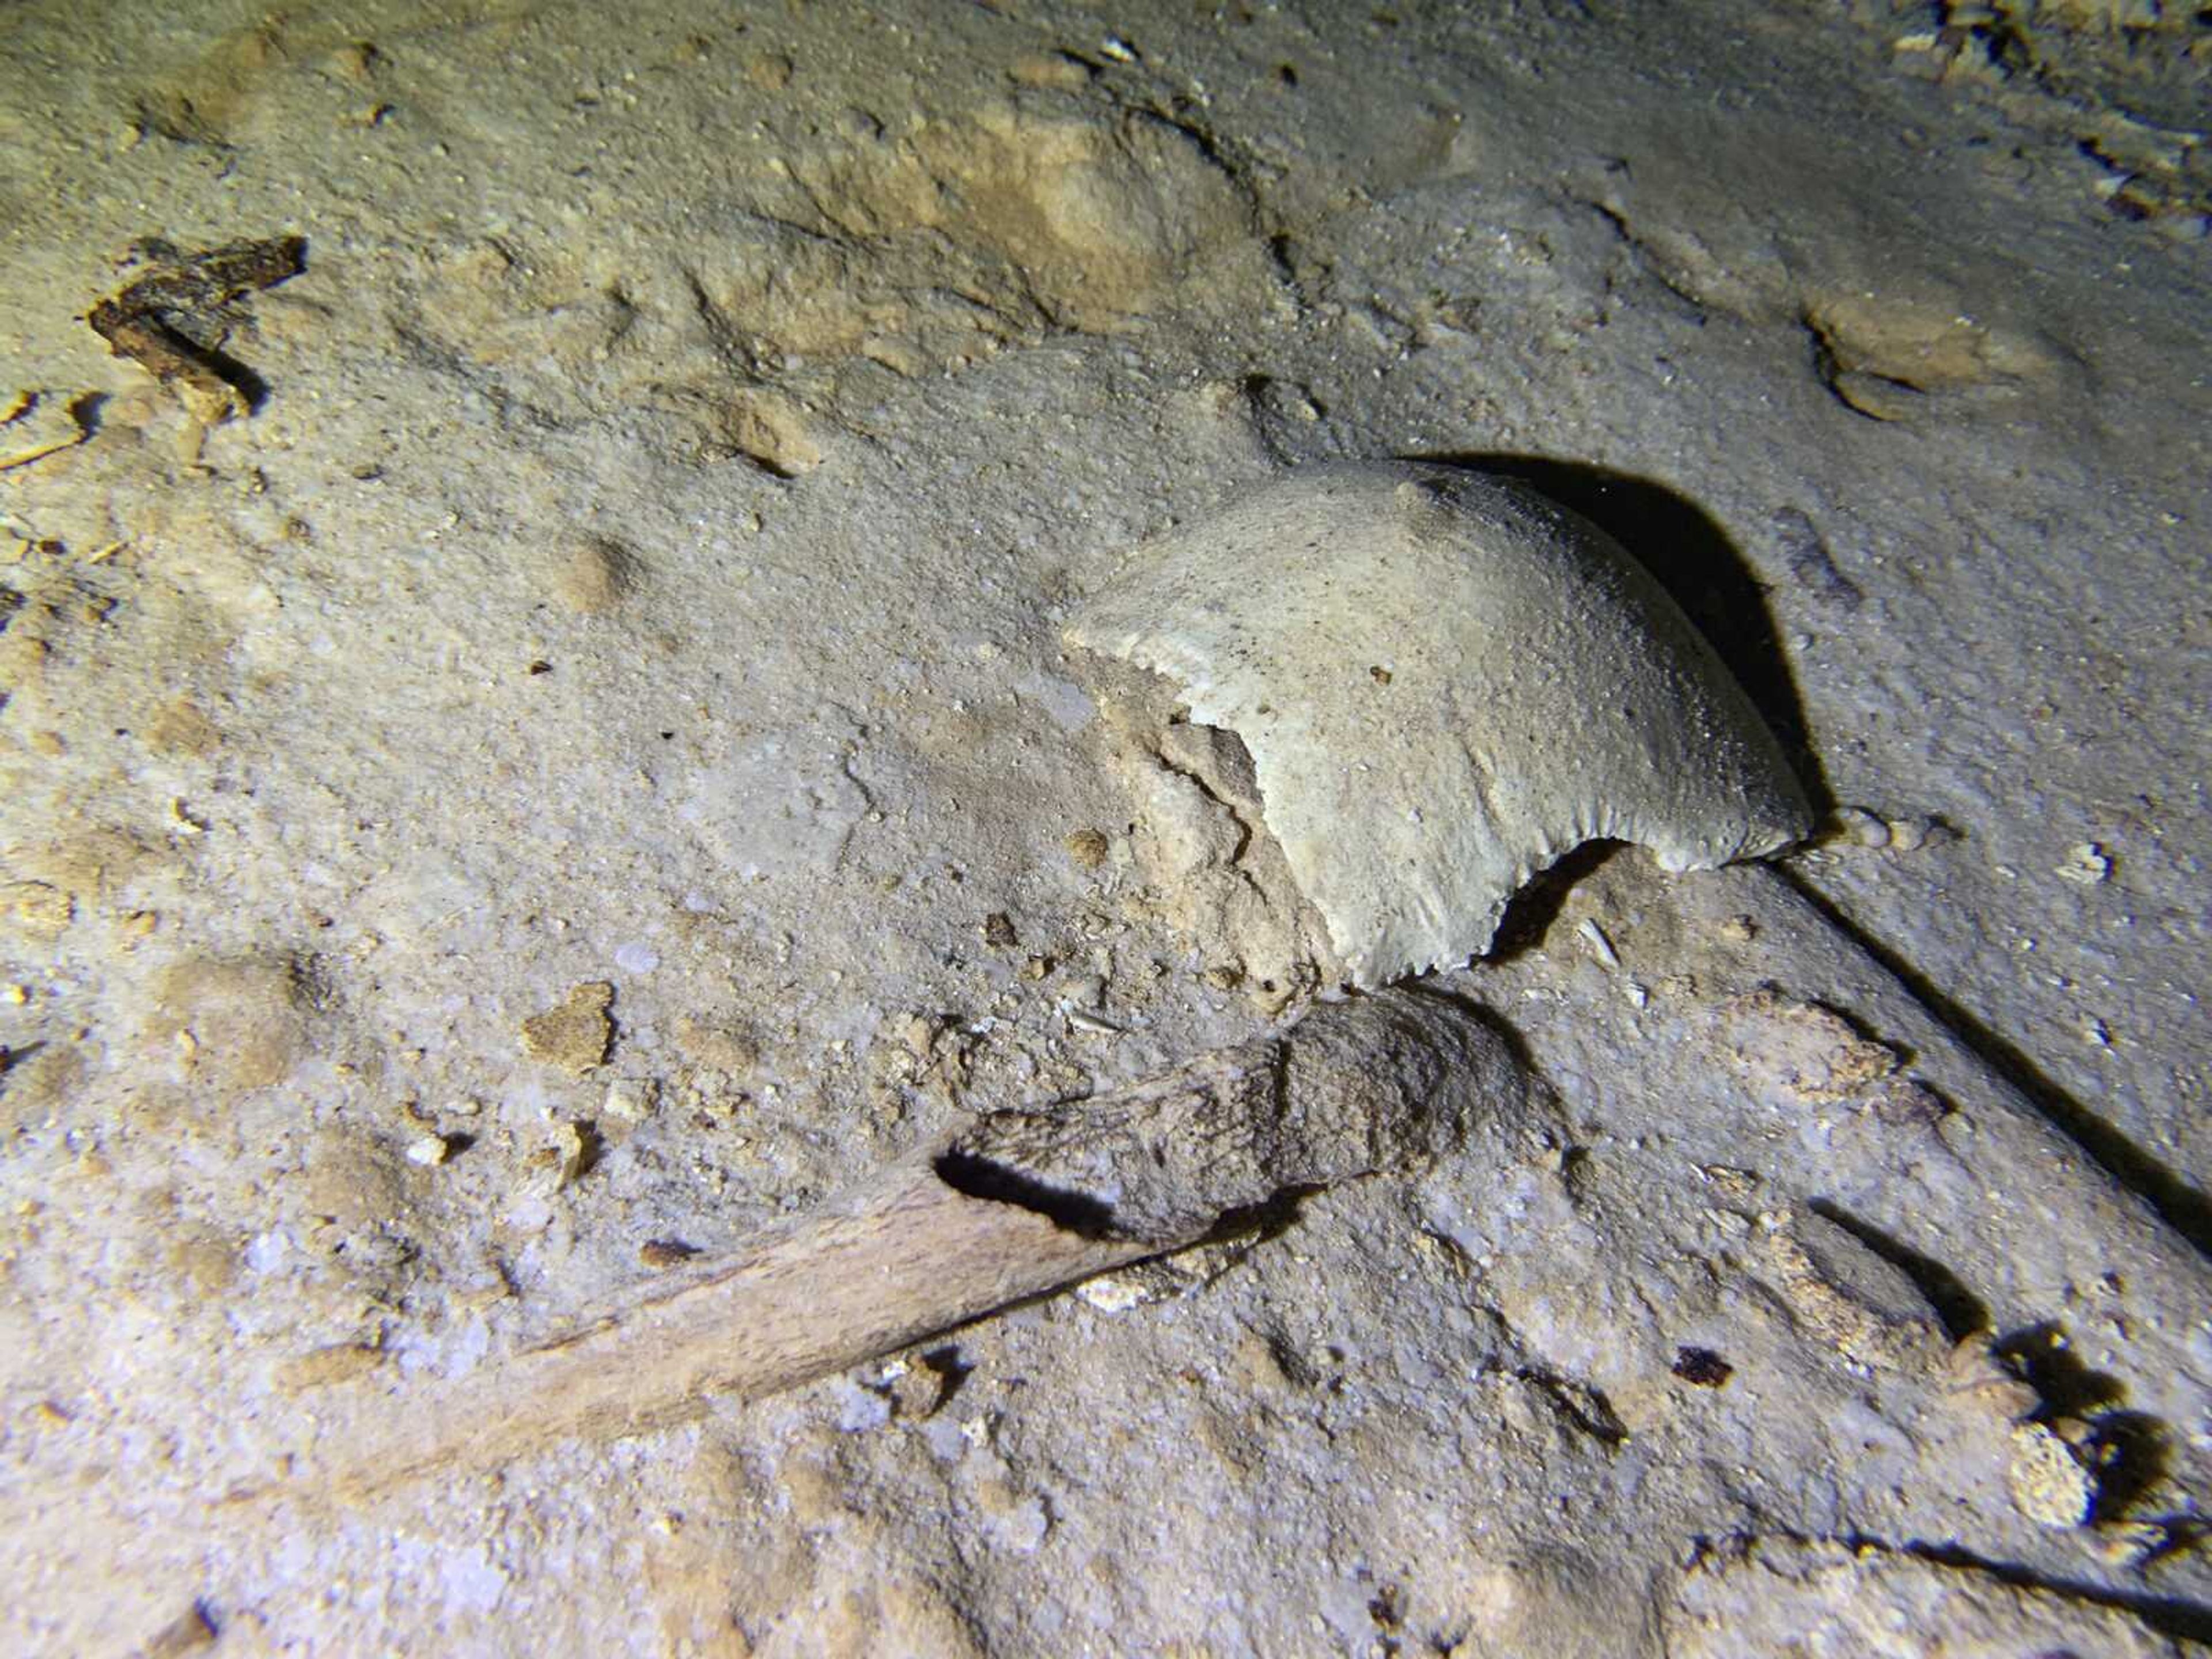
[1064,828,1110,869]
[1063,1003,1124,1036]
[1008,51,1093,90]
[2008,1422,2094,1527]
[1884,815,1949,853]
[1834,806,1891,849]
[520,981,614,1072]
[1076,1274,1156,1313]
[2056,842,2112,885]
[550,538,635,614]
[604,1080,652,1122]
[531,1120,598,1190]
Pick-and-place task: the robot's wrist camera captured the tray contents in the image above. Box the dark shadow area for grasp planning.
[1483,838,1628,965]
[1671,1346,1734,1387]
[1406,452,1830,812]
[1805,1199,1990,1340]
[147,323,274,412]
[0,1039,42,1088]
[1796,1207,2177,1518]
[2085,1410,2174,1523]
[1895,1539,2212,1644]
[1997,1319,2127,1418]
[66,389,107,437]
[1206,1183,1321,1250]
[919,1343,974,1409]
[1777,867,2212,1260]
[931,1146,1120,1238]
[1513,1363,1629,1446]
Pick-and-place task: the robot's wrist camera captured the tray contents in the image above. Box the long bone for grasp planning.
[269,990,1522,1501]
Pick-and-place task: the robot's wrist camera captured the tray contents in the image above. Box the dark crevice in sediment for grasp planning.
[1773,866,2212,1261]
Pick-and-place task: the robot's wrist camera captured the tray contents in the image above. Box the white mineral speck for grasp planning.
[1076,1275,1152,1313]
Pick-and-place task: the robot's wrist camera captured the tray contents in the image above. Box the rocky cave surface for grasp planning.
[1,2,2207,1654]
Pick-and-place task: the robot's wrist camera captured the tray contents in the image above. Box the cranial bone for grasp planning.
[1066,462,1812,986]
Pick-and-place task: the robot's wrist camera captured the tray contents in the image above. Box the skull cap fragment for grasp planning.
[1066,462,1813,986]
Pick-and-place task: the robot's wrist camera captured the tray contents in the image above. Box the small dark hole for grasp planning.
[921,1343,975,1407]
[1672,1346,1733,1387]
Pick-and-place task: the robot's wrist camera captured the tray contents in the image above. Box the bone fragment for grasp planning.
[286,990,1518,1501]
[1066,462,1811,986]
